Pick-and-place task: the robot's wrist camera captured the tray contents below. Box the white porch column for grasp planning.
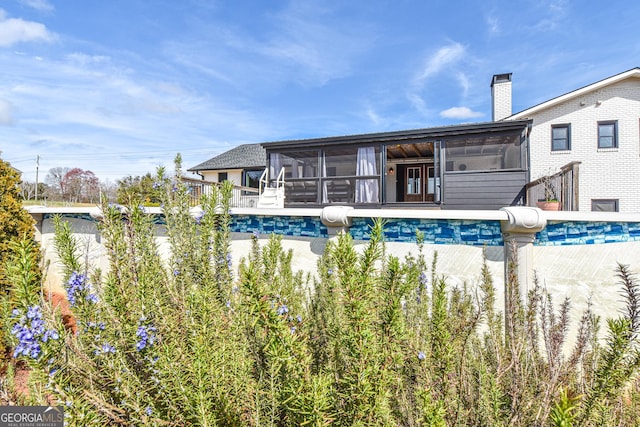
[499,207,547,300]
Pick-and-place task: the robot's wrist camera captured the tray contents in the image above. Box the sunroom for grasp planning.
[261,120,532,210]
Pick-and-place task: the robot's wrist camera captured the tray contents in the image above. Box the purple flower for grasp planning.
[27,305,40,319]
[145,406,152,416]
[419,272,428,287]
[194,210,204,224]
[11,306,59,360]
[66,272,98,306]
[136,323,157,352]
[42,329,59,342]
[95,343,116,355]
[418,351,426,361]
[216,254,233,271]
[87,321,106,331]
[276,305,289,316]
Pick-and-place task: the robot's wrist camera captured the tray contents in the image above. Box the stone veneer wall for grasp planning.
[41,213,640,248]
[538,221,640,245]
[229,215,640,247]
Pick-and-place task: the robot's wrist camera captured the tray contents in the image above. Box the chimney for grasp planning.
[491,73,512,121]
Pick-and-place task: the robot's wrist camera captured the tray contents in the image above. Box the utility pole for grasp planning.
[35,155,39,201]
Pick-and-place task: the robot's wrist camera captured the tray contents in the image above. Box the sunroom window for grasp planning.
[322,146,380,204]
[444,131,523,172]
[269,151,319,179]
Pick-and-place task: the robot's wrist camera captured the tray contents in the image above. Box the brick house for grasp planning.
[494,68,640,212]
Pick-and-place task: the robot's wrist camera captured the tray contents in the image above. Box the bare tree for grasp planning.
[45,166,70,201]
[18,181,36,200]
[100,179,118,203]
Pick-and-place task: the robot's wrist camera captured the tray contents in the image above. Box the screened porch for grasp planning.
[262,120,532,210]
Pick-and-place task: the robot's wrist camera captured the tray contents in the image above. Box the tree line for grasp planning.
[19,166,164,205]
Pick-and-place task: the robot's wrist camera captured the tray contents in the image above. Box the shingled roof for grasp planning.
[188,143,266,172]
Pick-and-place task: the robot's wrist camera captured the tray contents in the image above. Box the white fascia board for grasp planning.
[508,68,640,120]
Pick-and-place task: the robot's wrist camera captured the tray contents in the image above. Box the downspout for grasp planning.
[434,140,444,204]
[524,122,532,185]
[380,144,386,206]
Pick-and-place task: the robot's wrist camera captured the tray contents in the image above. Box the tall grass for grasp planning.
[5,158,640,425]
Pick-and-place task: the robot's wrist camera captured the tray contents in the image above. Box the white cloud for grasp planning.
[439,107,483,119]
[261,2,373,85]
[529,0,569,32]
[486,14,500,34]
[66,53,111,67]
[415,42,466,83]
[0,47,280,183]
[407,93,428,116]
[0,99,13,125]
[19,0,54,13]
[365,107,383,126]
[408,42,469,118]
[456,72,470,97]
[0,10,56,47]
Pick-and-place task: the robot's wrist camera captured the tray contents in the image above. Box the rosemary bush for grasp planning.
[7,158,640,425]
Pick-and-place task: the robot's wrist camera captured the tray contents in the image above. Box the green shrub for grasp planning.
[0,159,41,367]
[7,156,640,425]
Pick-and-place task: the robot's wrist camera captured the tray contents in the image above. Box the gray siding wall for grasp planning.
[442,171,527,210]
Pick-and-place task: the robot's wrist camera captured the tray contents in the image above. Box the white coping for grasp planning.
[346,208,508,221]
[26,206,640,223]
[231,207,323,217]
[26,206,104,214]
[538,210,640,223]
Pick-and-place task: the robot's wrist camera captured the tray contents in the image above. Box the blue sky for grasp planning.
[1,0,639,183]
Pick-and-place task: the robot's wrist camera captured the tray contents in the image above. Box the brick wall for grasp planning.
[523,79,640,212]
[492,80,512,121]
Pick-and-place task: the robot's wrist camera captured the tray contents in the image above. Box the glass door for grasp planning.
[426,166,435,202]
[405,166,423,202]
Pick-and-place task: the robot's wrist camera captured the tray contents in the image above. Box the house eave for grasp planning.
[507,67,640,120]
[261,120,533,150]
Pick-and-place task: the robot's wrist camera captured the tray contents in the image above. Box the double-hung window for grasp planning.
[551,124,571,151]
[598,121,618,148]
